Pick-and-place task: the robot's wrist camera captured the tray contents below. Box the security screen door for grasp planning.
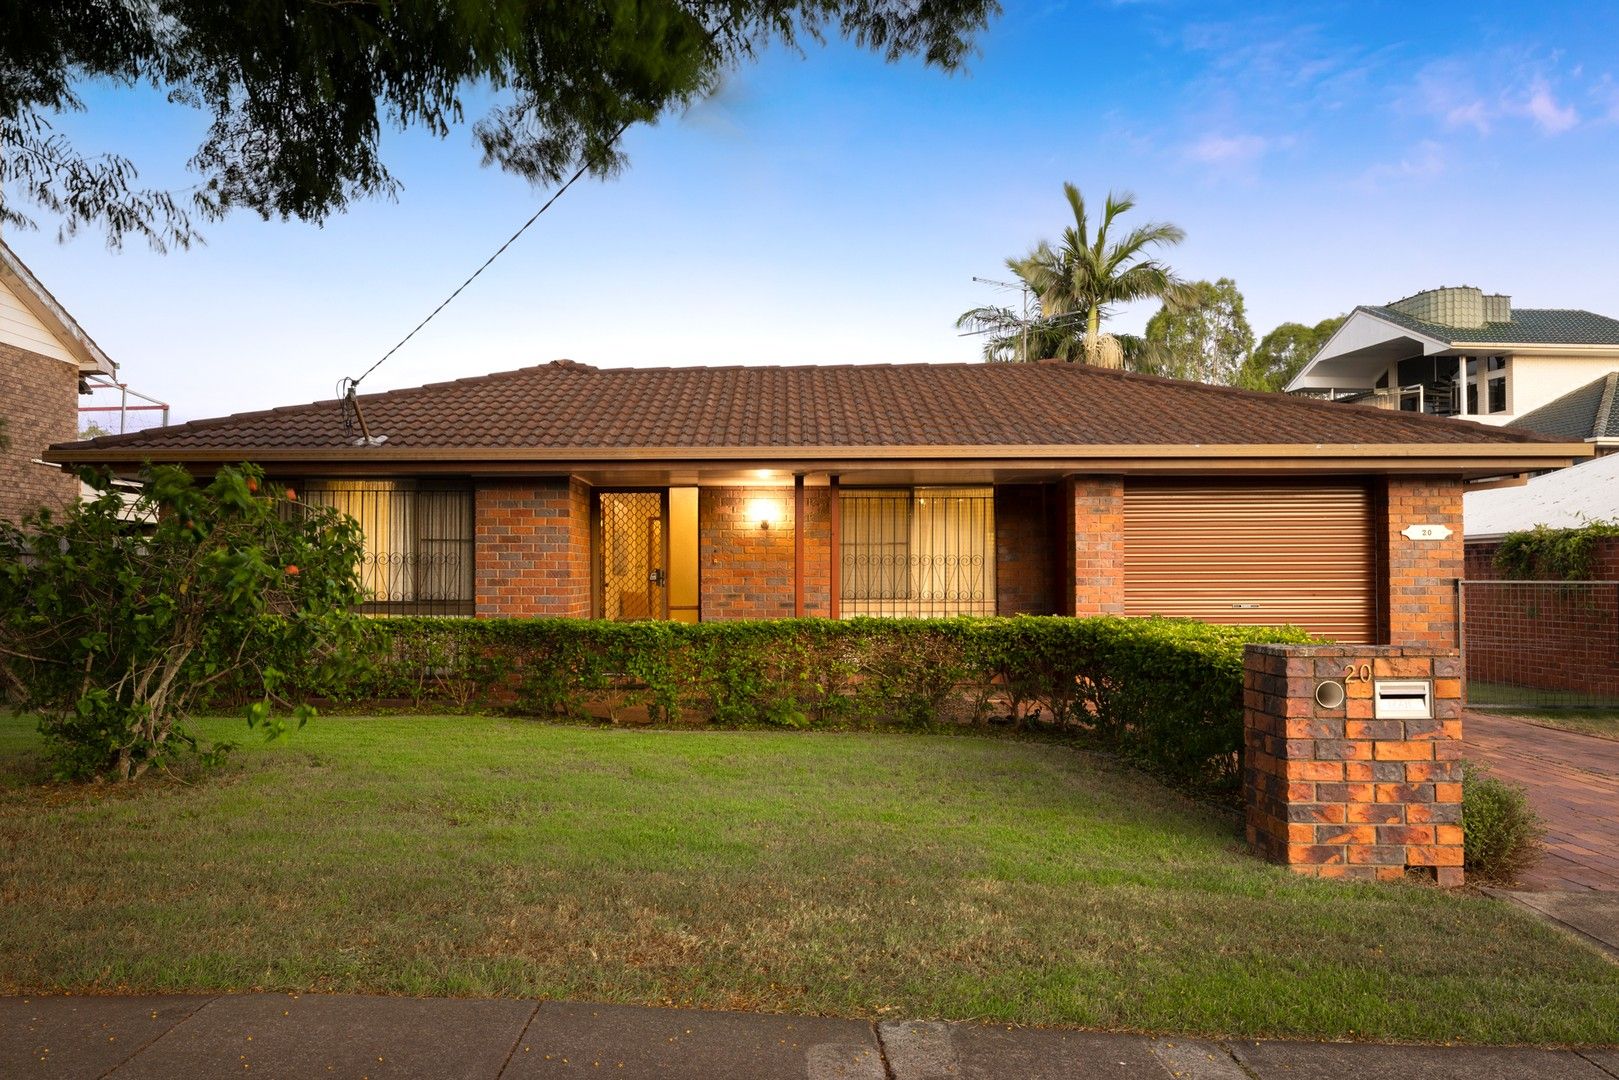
[596,490,668,620]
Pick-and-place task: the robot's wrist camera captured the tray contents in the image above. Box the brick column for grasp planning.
[1383,476,1464,648]
[1244,644,1464,885]
[1065,475,1125,616]
[474,478,590,617]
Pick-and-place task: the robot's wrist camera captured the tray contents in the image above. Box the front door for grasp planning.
[596,490,668,620]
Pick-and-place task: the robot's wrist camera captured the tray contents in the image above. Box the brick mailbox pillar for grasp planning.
[1243,644,1465,886]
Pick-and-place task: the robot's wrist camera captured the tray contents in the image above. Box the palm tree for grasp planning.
[958,183,1191,367]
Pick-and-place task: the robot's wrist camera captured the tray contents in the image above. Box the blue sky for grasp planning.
[10,0,1619,424]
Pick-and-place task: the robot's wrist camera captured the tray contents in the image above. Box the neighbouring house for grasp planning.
[1286,286,1619,426]
[0,241,118,523]
[1464,451,1619,544]
[48,360,1589,644]
[1504,372,1619,453]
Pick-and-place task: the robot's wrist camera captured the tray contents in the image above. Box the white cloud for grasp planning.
[1517,78,1579,133]
[1184,132,1271,164]
[1356,140,1447,188]
[1406,57,1579,136]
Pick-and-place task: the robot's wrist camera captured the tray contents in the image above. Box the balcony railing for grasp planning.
[1289,383,1460,417]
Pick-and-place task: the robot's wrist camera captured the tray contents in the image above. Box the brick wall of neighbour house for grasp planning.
[994,483,1060,615]
[1063,475,1126,617]
[1382,476,1464,648]
[0,342,79,524]
[474,478,590,617]
[1244,644,1464,886]
[1462,537,1619,698]
[699,486,833,620]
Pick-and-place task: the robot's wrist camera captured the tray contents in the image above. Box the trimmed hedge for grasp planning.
[310,616,1312,794]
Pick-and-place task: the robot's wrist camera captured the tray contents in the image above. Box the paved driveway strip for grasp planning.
[1464,711,1619,892]
[5,994,1617,1080]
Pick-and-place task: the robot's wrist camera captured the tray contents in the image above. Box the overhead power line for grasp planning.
[345,120,634,395]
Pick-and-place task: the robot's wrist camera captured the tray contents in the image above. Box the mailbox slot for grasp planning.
[1373,680,1432,720]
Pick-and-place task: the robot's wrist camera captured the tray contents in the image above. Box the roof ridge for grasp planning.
[1595,372,1619,439]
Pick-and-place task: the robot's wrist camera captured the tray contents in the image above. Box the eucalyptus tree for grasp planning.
[958,183,1191,366]
[1236,315,1348,392]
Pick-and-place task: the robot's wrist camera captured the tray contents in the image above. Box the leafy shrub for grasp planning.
[1462,760,1545,883]
[315,614,1311,794]
[0,465,368,780]
[1495,520,1619,580]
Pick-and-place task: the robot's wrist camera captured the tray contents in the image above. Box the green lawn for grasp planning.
[2,713,1618,1046]
[1468,682,1619,739]
[1479,708,1619,740]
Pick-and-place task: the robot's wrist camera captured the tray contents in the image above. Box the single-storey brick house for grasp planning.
[48,360,1589,645]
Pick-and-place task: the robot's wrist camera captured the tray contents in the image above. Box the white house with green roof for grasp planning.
[1286,286,1619,427]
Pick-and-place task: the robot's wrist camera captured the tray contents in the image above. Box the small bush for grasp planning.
[1462,760,1545,883]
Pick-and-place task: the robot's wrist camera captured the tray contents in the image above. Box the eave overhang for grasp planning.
[0,243,116,377]
[46,440,1594,484]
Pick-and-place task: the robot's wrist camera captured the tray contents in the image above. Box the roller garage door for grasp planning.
[1123,481,1377,642]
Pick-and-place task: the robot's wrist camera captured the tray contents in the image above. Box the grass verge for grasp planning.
[2,712,1618,1045]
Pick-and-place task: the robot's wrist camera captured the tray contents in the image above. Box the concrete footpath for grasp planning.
[6,994,1619,1080]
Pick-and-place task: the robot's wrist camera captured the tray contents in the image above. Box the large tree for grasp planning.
[957,183,1190,366]
[2,1,997,250]
[1141,277,1254,385]
[1235,314,1348,392]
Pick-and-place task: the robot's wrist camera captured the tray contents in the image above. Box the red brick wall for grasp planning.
[1244,644,1464,886]
[0,343,79,524]
[1382,476,1464,648]
[1462,537,1619,698]
[801,486,833,617]
[995,483,1060,615]
[700,486,797,620]
[474,478,590,617]
[1064,475,1125,616]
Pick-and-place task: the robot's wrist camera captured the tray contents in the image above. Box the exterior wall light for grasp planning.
[747,497,782,531]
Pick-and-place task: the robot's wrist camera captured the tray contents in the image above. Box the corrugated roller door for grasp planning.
[1123,482,1376,642]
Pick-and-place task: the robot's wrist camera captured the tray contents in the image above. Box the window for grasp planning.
[1488,376,1507,413]
[839,487,994,617]
[298,480,473,615]
[1462,355,1509,415]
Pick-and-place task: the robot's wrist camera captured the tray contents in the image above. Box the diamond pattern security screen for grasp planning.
[839,487,995,617]
[299,480,473,615]
[598,490,666,620]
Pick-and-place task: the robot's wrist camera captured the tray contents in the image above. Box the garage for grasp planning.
[1122,481,1377,642]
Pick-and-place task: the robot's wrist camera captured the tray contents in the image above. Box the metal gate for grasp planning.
[596,491,667,621]
[1460,579,1619,710]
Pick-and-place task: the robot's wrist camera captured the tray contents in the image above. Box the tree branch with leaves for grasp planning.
[2,1,997,250]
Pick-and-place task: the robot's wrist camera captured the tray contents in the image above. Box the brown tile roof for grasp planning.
[51,359,1566,461]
